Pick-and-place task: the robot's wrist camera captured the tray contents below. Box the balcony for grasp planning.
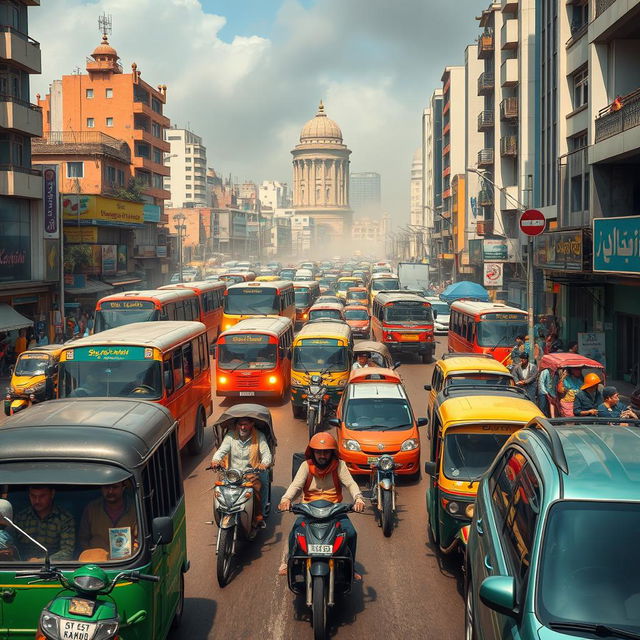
[477,110,495,131]
[501,58,518,87]
[501,0,518,11]
[132,127,170,152]
[478,72,495,95]
[0,27,41,73]
[478,188,493,206]
[501,19,518,50]
[594,89,640,143]
[476,220,494,235]
[500,135,518,156]
[0,95,42,136]
[132,100,170,128]
[500,97,518,120]
[478,31,494,59]
[33,131,131,163]
[595,0,618,18]
[477,148,495,167]
[0,165,42,199]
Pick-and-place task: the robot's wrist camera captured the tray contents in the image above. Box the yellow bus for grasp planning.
[57,321,212,455]
[222,280,295,331]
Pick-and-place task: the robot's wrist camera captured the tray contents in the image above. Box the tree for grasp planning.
[64,244,93,274]
[113,177,146,202]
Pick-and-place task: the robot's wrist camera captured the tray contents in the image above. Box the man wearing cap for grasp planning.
[511,352,538,402]
[351,351,371,370]
[573,373,604,416]
[598,387,639,420]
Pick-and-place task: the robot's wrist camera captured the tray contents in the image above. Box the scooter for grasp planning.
[287,502,355,640]
[369,454,398,537]
[304,370,331,439]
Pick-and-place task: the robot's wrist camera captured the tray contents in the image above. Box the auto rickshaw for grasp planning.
[353,340,396,369]
[538,353,606,417]
[424,385,543,555]
[4,344,63,416]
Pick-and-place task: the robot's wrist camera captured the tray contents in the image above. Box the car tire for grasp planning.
[171,572,185,629]
[464,573,478,640]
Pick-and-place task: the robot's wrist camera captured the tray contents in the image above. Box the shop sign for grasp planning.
[12,295,38,305]
[578,332,606,368]
[102,245,117,275]
[469,239,483,265]
[62,195,144,227]
[42,165,59,239]
[117,245,127,273]
[64,227,98,244]
[64,274,87,289]
[156,245,167,258]
[143,204,161,223]
[593,216,640,274]
[483,262,504,287]
[534,230,585,271]
[44,238,59,282]
[483,239,508,261]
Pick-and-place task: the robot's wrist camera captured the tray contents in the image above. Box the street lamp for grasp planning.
[173,212,187,283]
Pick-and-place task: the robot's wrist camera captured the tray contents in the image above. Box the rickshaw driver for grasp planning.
[210,417,272,529]
[351,351,370,370]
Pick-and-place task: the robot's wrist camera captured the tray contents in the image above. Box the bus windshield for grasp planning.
[372,278,400,291]
[224,288,279,315]
[14,355,49,376]
[295,290,311,307]
[309,309,342,321]
[477,318,528,347]
[443,432,511,481]
[218,336,277,370]
[94,306,159,332]
[59,360,162,399]
[293,342,348,372]
[384,302,433,323]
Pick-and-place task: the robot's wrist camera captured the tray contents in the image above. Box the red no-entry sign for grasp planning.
[519,209,546,236]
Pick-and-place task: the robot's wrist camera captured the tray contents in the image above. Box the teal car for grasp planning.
[465,416,640,640]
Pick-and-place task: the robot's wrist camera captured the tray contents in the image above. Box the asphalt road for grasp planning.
[171,336,465,640]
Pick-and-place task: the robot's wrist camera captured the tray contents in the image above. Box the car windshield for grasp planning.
[443,432,511,481]
[538,501,640,635]
[293,344,348,372]
[280,270,295,279]
[295,291,311,307]
[0,481,140,565]
[384,303,433,323]
[58,360,162,398]
[431,302,450,315]
[218,336,277,370]
[477,319,528,347]
[309,309,342,321]
[224,289,279,314]
[372,278,400,291]
[14,355,49,376]
[94,307,160,332]
[345,309,369,320]
[345,397,413,430]
[347,291,367,300]
[337,281,353,292]
[446,373,513,387]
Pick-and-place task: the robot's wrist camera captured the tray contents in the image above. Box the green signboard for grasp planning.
[66,346,152,361]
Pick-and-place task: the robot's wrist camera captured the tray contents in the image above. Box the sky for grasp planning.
[31,0,487,223]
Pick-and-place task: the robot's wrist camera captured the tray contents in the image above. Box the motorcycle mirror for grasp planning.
[423,384,432,391]
[424,461,437,476]
[152,516,174,546]
[417,417,428,427]
[327,417,340,428]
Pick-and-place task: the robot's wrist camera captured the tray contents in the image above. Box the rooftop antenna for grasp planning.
[98,13,112,38]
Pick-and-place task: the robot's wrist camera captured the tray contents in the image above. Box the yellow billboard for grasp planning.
[62,195,144,227]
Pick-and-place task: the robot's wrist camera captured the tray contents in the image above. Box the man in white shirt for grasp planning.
[351,352,370,370]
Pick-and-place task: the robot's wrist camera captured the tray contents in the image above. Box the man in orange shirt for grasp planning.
[14,329,27,357]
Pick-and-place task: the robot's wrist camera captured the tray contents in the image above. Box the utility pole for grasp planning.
[523,175,535,359]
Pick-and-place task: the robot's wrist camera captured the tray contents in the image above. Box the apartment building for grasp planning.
[259,180,290,211]
[164,128,209,208]
[350,172,381,215]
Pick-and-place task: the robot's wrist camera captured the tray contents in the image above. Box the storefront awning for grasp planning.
[0,303,33,332]
[102,275,143,287]
[64,279,114,295]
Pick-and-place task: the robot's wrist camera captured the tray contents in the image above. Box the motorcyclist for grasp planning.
[210,417,272,528]
[278,432,365,576]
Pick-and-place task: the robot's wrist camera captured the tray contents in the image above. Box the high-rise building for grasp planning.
[164,128,208,208]
[350,172,381,215]
[409,149,423,258]
[259,180,290,210]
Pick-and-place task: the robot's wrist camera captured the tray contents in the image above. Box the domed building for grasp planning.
[291,101,352,238]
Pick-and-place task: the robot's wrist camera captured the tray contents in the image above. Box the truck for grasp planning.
[398,262,430,294]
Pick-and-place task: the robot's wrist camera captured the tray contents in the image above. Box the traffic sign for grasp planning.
[519,209,546,236]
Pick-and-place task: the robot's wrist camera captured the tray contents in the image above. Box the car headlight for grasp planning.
[73,573,106,592]
[465,503,475,519]
[344,439,361,452]
[400,438,419,451]
[447,501,460,515]
[378,455,394,471]
[225,468,242,483]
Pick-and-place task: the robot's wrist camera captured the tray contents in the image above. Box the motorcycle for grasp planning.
[304,370,331,439]
[369,454,398,537]
[287,502,356,640]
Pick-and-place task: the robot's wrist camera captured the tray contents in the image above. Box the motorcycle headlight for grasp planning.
[400,438,419,451]
[378,455,394,471]
[447,501,460,515]
[39,612,61,639]
[73,574,106,592]
[225,468,242,484]
[344,439,361,452]
[309,385,321,395]
[465,503,475,519]
[93,620,120,640]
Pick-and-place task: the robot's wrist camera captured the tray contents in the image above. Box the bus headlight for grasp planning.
[344,439,361,452]
[447,501,460,515]
[400,438,418,451]
[465,504,475,519]
[268,375,278,385]
[218,375,228,385]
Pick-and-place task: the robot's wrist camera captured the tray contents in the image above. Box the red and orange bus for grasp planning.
[219,271,256,285]
[447,300,528,363]
[159,280,226,346]
[215,316,293,400]
[222,280,295,331]
[57,321,212,454]
[371,291,435,363]
[94,290,199,333]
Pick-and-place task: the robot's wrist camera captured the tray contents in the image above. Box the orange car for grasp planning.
[330,367,426,478]
[345,286,368,305]
[343,304,370,339]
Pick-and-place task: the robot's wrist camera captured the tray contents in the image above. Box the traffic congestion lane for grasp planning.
[171,336,465,639]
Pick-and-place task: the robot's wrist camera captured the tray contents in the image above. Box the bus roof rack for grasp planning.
[441,352,495,360]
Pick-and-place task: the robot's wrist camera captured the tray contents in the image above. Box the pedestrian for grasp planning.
[537,366,556,417]
[573,373,603,417]
[510,335,526,367]
[597,386,639,421]
[512,352,538,402]
[14,329,27,357]
[557,367,583,416]
[567,341,579,354]
[545,332,563,354]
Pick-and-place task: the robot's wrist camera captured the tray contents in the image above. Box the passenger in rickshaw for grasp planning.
[557,367,583,417]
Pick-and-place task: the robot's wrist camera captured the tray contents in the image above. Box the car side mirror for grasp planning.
[424,461,437,476]
[327,417,340,428]
[152,516,174,546]
[433,309,438,318]
[393,361,401,370]
[423,384,432,391]
[479,576,517,618]
[417,417,428,427]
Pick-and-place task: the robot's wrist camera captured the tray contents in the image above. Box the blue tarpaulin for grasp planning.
[440,281,490,303]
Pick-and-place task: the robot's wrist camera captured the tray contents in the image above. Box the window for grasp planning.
[185,175,192,181]
[172,349,184,390]
[86,88,93,99]
[153,148,162,164]
[185,157,191,163]
[571,68,588,109]
[151,97,162,114]
[67,162,84,178]
[86,117,94,128]
[117,168,125,186]
[167,135,181,141]
[185,184,192,189]
[105,88,113,98]
[152,173,163,188]
[152,122,161,138]
[106,166,117,184]
[106,117,114,127]
[185,166,192,171]
[186,194,192,198]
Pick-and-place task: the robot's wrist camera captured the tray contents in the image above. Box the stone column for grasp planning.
[332,160,337,206]
[311,159,317,207]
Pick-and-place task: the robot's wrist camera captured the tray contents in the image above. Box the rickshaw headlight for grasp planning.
[94,621,119,640]
[73,573,106,592]
[39,612,60,636]
[447,501,460,515]
[465,504,475,519]
[218,375,228,385]
[225,468,242,484]
[400,438,418,451]
[344,439,361,452]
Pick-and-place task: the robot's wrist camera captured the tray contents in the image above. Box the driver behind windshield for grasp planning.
[0,499,18,560]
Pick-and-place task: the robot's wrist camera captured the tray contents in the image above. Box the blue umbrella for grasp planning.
[439,281,490,303]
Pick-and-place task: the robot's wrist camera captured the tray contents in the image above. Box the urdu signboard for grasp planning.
[593,216,640,275]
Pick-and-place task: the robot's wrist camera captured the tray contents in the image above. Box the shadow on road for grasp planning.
[424,530,465,598]
[169,597,217,639]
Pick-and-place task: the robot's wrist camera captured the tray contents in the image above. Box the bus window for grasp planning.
[183,344,194,383]
[173,350,184,390]
[192,338,202,377]
[163,359,174,396]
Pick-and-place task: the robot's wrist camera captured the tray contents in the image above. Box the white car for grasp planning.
[426,297,450,334]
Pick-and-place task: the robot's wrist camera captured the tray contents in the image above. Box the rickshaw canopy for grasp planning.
[539,353,605,374]
[212,403,278,452]
[353,340,393,368]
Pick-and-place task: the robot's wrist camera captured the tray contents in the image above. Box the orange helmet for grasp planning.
[305,432,338,459]
[581,372,602,390]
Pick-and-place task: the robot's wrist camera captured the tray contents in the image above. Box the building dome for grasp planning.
[300,101,343,143]
[91,35,118,59]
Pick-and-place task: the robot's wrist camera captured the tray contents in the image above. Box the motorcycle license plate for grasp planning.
[401,334,420,341]
[61,620,97,640]
[308,544,332,556]
[367,456,379,465]
[239,391,255,396]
